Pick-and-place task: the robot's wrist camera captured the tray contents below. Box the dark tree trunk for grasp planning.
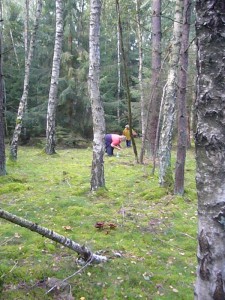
[195,1,225,299]
[174,0,192,195]
[116,0,138,163]
[0,1,5,176]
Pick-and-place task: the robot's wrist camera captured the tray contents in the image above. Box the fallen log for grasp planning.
[0,208,107,264]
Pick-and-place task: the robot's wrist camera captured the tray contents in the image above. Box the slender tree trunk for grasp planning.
[174,0,192,195]
[135,0,145,148]
[195,1,225,299]
[45,0,63,155]
[158,0,183,187]
[116,0,138,163]
[148,0,162,156]
[89,0,106,191]
[24,0,29,65]
[0,0,5,176]
[10,0,43,160]
[10,29,20,68]
[0,208,107,264]
[117,24,121,124]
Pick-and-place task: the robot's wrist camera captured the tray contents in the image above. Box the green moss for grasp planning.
[0,182,29,194]
[0,145,197,299]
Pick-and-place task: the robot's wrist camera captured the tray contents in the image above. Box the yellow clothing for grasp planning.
[123,128,131,141]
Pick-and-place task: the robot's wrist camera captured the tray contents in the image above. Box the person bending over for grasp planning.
[105,134,126,156]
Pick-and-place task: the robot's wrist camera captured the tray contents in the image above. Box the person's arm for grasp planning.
[112,144,122,150]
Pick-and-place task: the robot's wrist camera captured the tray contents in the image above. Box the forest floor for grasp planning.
[0,141,197,300]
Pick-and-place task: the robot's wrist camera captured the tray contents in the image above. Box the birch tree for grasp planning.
[158,0,183,187]
[45,0,63,155]
[89,0,106,191]
[148,0,162,157]
[195,1,225,299]
[10,0,43,160]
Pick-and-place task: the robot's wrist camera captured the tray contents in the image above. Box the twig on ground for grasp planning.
[46,254,94,294]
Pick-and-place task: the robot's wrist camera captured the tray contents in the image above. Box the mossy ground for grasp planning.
[0,141,197,299]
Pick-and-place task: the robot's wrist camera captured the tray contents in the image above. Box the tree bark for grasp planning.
[158,0,183,187]
[135,0,145,157]
[116,0,138,163]
[0,0,5,176]
[117,22,121,124]
[195,1,225,299]
[0,208,107,264]
[89,0,106,191]
[46,0,63,155]
[148,0,162,157]
[174,0,192,195]
[10,0,43,160]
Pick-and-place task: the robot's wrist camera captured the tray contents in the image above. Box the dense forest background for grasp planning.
[3,0,196,144]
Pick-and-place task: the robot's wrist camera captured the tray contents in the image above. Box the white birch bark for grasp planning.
[45,0,63,155]
[10,0,43,160]
[158,0,183,186]
[89,0,106,191]
[195,1,225,299]
[24,0,29,65]
[0,208,107,263]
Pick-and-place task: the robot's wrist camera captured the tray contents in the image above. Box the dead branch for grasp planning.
[0,208,107,264]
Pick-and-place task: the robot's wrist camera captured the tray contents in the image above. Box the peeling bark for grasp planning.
[0,208,107,264]
[158,0,183,187]
[195,1,225,299]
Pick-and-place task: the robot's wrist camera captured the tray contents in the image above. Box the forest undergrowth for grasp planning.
[0,141,197,300]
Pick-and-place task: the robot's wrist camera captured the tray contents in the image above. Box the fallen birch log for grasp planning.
[0,208,107,264]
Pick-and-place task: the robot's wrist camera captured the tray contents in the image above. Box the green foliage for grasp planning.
[0,144,197,299]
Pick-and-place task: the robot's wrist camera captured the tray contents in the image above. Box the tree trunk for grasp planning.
[0,208,107,264]
[174,0,192,195]
[10,0,43,160]
[135,0,145,151]
[0,0,5,176]
[158,0,183,187]
[46,0,63,155]
[195,1,225,299]
[24,0,29,65]
[116,0,138,163]
[117,23,121,124]
[89,0,106,191]
[148,0,162,157]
